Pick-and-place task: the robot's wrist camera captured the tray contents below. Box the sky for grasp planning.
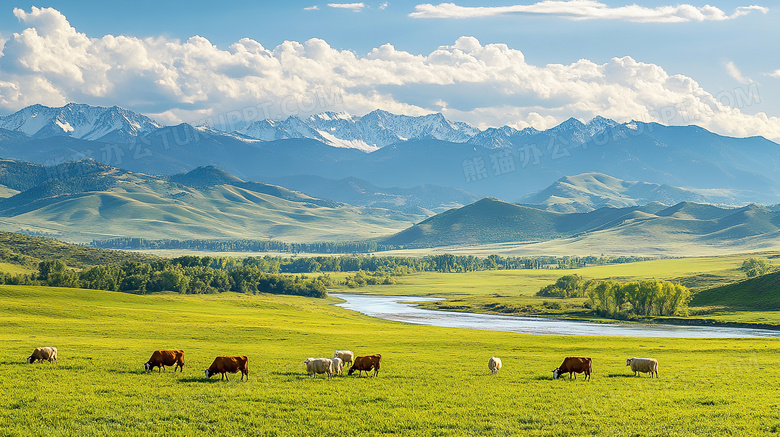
[0,1,778,139]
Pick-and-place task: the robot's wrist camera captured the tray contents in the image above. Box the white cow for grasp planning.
[488,357,502,375]
[626,357,658,378]
[332,357,344,376]
[304,357,333,379]
[334,350,354,367]
[27,347,58,363]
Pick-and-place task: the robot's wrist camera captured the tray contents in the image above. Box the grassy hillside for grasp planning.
[381,197,780,253]
[521,172,739,213]
[0,230,154,270]
[691,270,780,309]
[2,285,780,435]
[0,161,424,243]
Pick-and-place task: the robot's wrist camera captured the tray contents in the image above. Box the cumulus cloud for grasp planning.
[0,7,779,140]
[327,3,365,11]
[768,70,780,78]
[410,2,769,23]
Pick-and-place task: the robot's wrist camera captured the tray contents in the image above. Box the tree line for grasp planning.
[537,274,690,317]
[11,257,330,298]
[90,237,653,268]
[91,237,388,254]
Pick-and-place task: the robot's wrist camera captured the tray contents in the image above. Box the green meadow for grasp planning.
[2,284,780,436]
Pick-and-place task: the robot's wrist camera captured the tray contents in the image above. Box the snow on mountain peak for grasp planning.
[0,103,160,142]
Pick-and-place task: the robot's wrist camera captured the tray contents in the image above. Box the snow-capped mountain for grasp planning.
[0,103,161,142]
[0,102,629,152]
[235,109,484,151]
[231,109,626,151]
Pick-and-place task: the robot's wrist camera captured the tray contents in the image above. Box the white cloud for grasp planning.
[768,70,780,78]
[0,7,779,141]
[327,3,365,11]
[304,5,320,10]
[726,61,748,84]
[379,2,389,10]
[410,2,769,23]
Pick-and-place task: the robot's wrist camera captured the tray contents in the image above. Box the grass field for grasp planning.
[3,285,780,435]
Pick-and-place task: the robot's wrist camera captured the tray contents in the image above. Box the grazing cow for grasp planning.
[626,357,659,378]
[27,347,57,364]
[348,354,382,377]
[144,350,184,373]
[552,356,592,381]
[304,358,333,379]
[205,356,249,381]
[334,350,354,367]
[332,357,344,376]
[488,357,502,375]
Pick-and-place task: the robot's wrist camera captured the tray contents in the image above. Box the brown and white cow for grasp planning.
[144,350,184,373]
[552,356,592,381]
[348,354,381,377]
[205,356,249,381]
[27,347,57,363]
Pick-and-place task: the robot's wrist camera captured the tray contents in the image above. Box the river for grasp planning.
[332,293,780,338]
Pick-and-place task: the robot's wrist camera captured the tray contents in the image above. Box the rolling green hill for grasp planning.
[0,230,154,270]
[690,270,780,309]
[381,197,780,251]
[0,161,424,243]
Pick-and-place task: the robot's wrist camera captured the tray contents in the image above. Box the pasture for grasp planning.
[2,285,780,436]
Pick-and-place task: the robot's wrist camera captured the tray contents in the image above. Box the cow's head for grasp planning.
[552,368,562,379]
[144,362,152,372]
[625,358,633,366]
[348,366,356,376]
[205,368,215,378]
[26,356,33,364]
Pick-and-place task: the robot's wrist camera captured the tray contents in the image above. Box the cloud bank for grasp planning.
[410,2,769,22]
[0,6,778,140]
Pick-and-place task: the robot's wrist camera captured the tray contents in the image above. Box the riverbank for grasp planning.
[412,295,780,331]
[332,293,780,337]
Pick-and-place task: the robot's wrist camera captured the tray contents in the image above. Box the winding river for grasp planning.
[332,293,780,338]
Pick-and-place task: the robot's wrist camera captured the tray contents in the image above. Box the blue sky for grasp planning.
[0,1,777,138]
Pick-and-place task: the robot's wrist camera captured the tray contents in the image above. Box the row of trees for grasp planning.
[91,237,387,254]
[537,275,690,317]
[34,259,329,298]
[90,238,652,269]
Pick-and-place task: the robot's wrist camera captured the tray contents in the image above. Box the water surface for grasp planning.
[332,293,780,338]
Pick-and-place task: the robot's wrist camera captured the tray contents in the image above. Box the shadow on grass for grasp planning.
[606,373,640,378]
[532,375,554,381]
[178,376,225,384]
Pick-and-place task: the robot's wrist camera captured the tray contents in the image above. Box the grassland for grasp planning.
[3,284,780,436]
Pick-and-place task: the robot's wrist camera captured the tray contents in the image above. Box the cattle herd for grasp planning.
[24,346,660,381]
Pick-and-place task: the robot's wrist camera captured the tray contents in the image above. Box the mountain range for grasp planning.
[0,155,777,256]
[381,197,780,255]
[0,103,778,207]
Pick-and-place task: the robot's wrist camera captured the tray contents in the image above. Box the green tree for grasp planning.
[740,258,771,278]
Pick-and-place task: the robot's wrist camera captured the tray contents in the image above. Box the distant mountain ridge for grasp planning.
[1,103,779,207]
[521,172,744,212]
[381,197,780,251]
[0,103,160,142]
